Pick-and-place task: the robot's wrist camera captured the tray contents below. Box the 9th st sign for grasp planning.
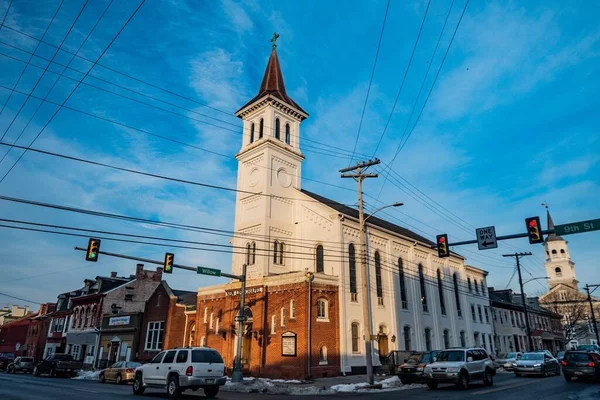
[555,219,600,236]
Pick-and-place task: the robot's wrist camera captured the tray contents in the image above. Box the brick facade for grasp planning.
[24,303,56,362]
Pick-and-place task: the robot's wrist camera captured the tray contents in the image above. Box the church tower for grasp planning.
[231,37,309,279]
[544,210,578,289]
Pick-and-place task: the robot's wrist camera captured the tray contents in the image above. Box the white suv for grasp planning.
[133,347,227,398]
[423,347,495,390]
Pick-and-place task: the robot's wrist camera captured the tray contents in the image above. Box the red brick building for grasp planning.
[0,313,35,356]
[24,303,56,362]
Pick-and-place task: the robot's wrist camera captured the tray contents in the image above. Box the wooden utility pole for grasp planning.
[340,159,380,385]
[503,252,533,351]
[584,284,600,344]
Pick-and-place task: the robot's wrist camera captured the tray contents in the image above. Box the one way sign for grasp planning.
[476,226,498,250]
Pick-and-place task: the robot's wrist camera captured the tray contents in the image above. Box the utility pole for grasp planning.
[584,284,600,344]
[503,252,533,351]
[340,159,380,385]
[232,263,248,383]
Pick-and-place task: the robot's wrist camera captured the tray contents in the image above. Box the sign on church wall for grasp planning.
[281,331,297,357]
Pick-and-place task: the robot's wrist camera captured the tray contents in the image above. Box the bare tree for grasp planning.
[541,290,590,341]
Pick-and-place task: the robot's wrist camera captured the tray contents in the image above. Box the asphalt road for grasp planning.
[0,371,599,400]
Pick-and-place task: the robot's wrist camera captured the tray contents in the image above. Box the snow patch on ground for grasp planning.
[72,370,101,380]
[330,376,424,393]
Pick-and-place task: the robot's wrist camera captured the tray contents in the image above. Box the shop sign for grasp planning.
[108,316,131,326]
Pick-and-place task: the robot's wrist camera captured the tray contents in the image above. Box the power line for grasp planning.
[371,0,434,156]
[347,0,391,165]
[0,291,41,305]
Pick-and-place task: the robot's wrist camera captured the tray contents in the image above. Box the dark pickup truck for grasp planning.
[33,354,82,377]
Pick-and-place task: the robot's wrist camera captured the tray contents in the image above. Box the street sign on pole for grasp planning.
[476,226,498,250]
[555,219,600,236]
[197,266,221,277]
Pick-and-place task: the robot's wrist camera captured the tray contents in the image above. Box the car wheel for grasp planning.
[515,372,521,377]
[427,382,438,390]
[167,376,181,398]
[555,365,560,376]
[543,366,549,377]
[33,366,40,377]
[116,374,122,385]
[133,373,145,395]
[100,373,105,383]
[7,366,13,374]
[50,368,56,378]
[483,369,494,386]
[457,372,469,390]
[204,386,219,398]
[564,375,572,382]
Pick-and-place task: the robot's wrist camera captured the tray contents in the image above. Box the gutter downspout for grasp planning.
[306,271,314,379]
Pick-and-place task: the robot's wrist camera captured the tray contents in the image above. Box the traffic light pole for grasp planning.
[503,252,534,351]
[231,263,247,383]
[584,285,600,344]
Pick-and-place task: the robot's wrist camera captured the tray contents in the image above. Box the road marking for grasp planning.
[75,388,99,394]
[472,380,536,395]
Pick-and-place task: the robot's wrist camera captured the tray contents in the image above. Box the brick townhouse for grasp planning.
[24,303,56,362]
[44,290,81,358]
[0,312,36,356]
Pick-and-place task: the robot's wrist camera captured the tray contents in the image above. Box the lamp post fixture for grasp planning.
[523,276,549,285]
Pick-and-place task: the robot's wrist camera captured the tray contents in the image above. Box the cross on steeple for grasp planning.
[271,32,280,49]
[541,201,549,210]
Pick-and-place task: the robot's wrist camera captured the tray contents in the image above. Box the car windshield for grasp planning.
[437,351,464,362]
[557,352,565,357]
[577,345,599,351]
[53,354,73,361]
[521,353,543,360]
[421,352,435,363]
[192,350,223,364]
[1,353,15,359]
[20,358,33,362]
[126,362,141,368]
[507,353,519,359]
[406,354,422,363]
[565,353,591,362]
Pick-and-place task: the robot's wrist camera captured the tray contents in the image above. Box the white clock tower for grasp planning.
[230,39,309,279]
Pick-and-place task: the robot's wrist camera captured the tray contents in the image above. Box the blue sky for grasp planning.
[0,0,598,306]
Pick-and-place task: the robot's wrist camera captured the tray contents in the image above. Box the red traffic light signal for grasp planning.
[436,234,450,258]
[86,238,101,262]
[525,216,543,244]
[164,252,174,274]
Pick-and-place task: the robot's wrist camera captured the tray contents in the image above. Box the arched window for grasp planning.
[468,277,472,292]
[481,282,486,296]
[351,322,360,353]
[285,123,290,144]
[259,118,264,138]
[424,328,432,351]
[188,323,196,346]
[460,330,466,347]
[398,258,408,309]
[443,329,450,349]
[319,346,328,365]
[200,336,206,347]
[251,242,256,264]
[437,269,446,315]
[280,308,286,327]
[246,242,252,265]
[315,245,324,273]
[349,244,357,301]
[275,118,281,140]
[403,326,411,351]
[273,240,283,264]
[73,309,79,328]
[474,280,479,294]
[419,264,428,312]
[552,249,557,254]
[560,249,565,254]
[375,251,383,303]
[317,299,328,320]
[250,123,255,143]
[453,273,462,317]
[290,299,296,319]
[279,242,284,264]
[555,267,562,277]
[271,315,276,334]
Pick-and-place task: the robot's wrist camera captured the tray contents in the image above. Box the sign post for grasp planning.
[231,264,247,383]
[555,219,600,236]
[476,226,498,250]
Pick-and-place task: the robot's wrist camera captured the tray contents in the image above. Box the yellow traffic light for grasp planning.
[86,238,101,262]
[436,234,450,258]
[164,252,174,274]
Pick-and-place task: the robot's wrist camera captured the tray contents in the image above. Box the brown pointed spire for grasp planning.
[545,209,563,242]
[236,43,307,116]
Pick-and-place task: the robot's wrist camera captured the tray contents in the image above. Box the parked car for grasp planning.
[495,352,522,371]
[6,357,34,374]
[33,353,83,377]
[397,350,440,384]
[100,361,142,384]
[514,352,560,377]
[576,344,600,353]
[561,350,600,382]
[0,352,15,371]
[423,347,495,390]
[133,347,226,398]
[555,351,566,363]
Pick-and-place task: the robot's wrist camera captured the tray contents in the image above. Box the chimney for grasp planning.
[136,263,145,279]
[155,267,164,281]
[110,272,118,278]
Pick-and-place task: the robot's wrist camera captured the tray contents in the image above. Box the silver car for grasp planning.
[496,352,522,370]
[514,352,560,377]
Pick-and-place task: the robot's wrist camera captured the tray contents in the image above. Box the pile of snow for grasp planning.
[72,370,101,380]
[330,376,424,393]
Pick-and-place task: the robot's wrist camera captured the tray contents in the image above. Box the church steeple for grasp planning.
[545,209,564,243]
[543,207,577,289]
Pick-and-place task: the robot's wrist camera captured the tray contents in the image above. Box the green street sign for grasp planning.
[197,266,221,277]
[555,219,600,236]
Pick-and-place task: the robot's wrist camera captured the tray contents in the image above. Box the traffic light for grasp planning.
[436,234,450,258]
[86,238,101,262]
[164,252,174,274]
[525,216,544,244]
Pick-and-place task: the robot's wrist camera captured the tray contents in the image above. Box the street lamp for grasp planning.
[523,277,549,285]
[360,201,403,385]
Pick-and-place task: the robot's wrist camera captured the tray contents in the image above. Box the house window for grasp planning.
[471,305,476,322]
[468,278,472,292]
[443,329,450,349]
[271,315,276,334]
[209,313,214,329]
[275,118,281,139]
[315,245,324,273]
[71,344,80,361]
[481,282,486,296]
[419,264,428,312]
[478,305,483,323]
[453,273,461,317]
[485,307,490,323]
[437,269,446,315]
[474,332,480,346]
[552,249,557,254]
[460,330,466,347]
[215,318,220,335]
[259,118,264,139]
[351,322,360,353]
[285,123,290,144]
[200,336,206,347]
[246,242,256,265]
[349,244,357,301]
[188,323,196,346]
[317,299,329,320]
[250,122,255,143]
[203,307,208,324]
[555,267,562,277]
[474,280,479,294]
[319,346,328,365]
[145,321,165,351]
[273,240,285,265]
[482,334,487,350]
[375,251,383,304]
[280,308,286,327]
[398,258,408,309]
[510,312,515,326]
[424,328,432,351]
[403,326,411,351]
[290,300,296,319]
[560,249,565,254]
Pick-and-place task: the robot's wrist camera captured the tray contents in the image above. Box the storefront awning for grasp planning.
[67,331,97,345]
